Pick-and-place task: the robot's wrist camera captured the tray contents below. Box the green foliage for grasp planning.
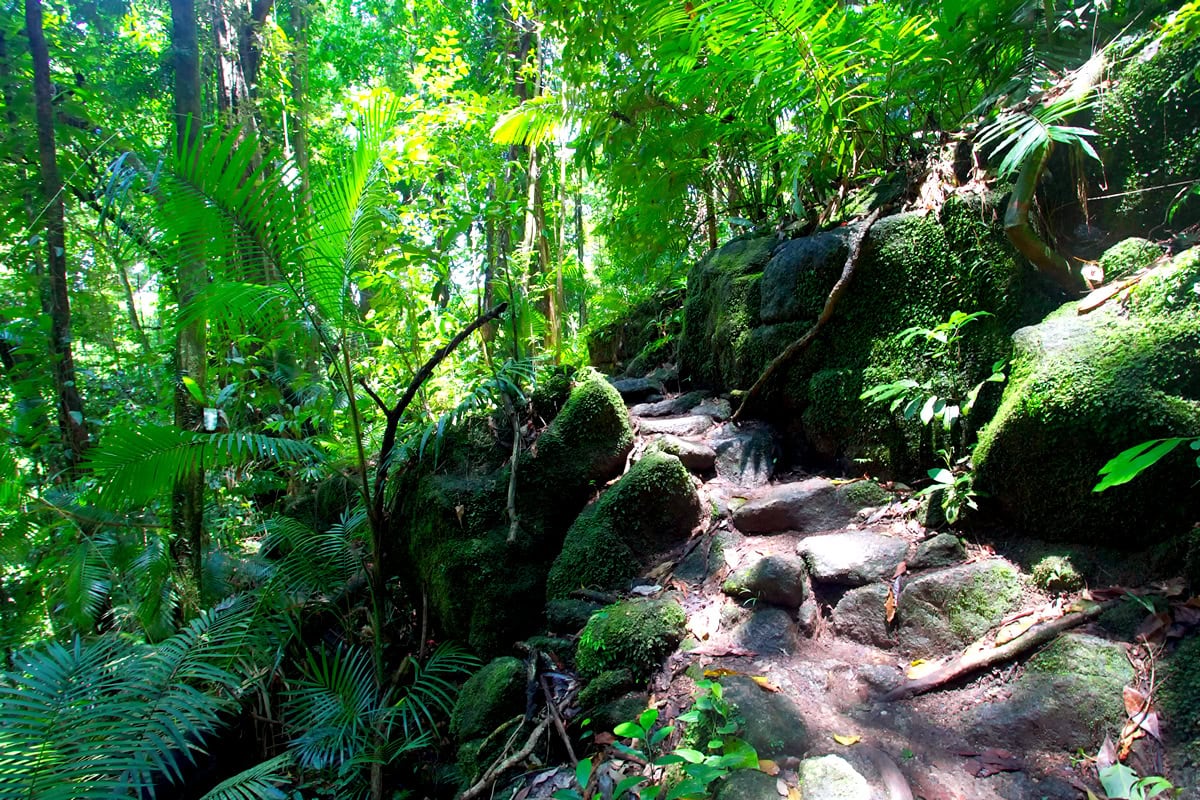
[0,597,269,799]
[557,682,758,800]
[1097,764,1180,799]
[1094,437,1200,492]
[977,94,1100,178]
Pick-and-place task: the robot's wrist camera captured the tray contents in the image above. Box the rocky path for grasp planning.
[593,378,1187,800]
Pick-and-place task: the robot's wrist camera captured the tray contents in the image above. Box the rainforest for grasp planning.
[1,0,1200,798]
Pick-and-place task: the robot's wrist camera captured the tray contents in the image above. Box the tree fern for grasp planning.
[196,753,294,800]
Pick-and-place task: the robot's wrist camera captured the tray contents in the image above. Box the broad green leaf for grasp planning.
[1094,438,1189,492]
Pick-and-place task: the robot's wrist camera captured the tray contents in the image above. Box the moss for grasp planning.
[1099,597,1152,640]
[1161,636,1200,748]
[450,657,526,742]
[546,598,601,632]
[578,668,636,708]
[587,289,683,373]
[945,563,1022,642]
[974,262,1200,544]
[625,336,675,378]
[1031,555,1084,593]
[546,452,700,598]
[836,479,891,508]
[574,599,686,682]
[395,370,634,654]
[1023,633,1134,742]
[679,235,777,388]
[1099,237,1164,281]
[531,364,576,421]
[1132,247,1200,317]
[1097,34,1200,233]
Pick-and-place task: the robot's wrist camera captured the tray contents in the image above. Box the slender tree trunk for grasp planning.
[27,0,89,475]
[574,190,586,330]
[284,0,311,208]
[115,256,153,357]
[170,0,207,592]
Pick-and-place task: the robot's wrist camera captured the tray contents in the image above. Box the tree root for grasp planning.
[732,207,883,422]
[881,599,1117,702]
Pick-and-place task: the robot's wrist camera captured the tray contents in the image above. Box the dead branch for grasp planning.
[882,599,1117,702]
[459,715,551,800]
[732,207,883,422]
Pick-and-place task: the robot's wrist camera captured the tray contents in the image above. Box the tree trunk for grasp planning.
[284,0,311,208]
[170,0,207,592]
[27,0,89,475]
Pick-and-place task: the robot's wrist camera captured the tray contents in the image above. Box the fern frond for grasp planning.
[88,424,323,508]
[285,645,379,770]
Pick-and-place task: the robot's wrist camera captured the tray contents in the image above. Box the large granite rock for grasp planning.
[723,554,809,608]
[833,560,1023,653]
[798,531,907,586]
[720,675,810,758]
[710,422,778,487]
[733,478,876,534]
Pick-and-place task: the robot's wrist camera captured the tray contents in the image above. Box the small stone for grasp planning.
[796,598,821,637]
[910,532,966,570]
[723,554,809,608]
[650,435,717,473]
[608,376,663,402]
[637,415,715,436]
[798,754,871,800]
[798,531,907,586]
[733,606,800,655]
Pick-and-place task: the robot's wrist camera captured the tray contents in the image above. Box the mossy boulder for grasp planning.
[1161,635,1200,749]
[974,249,1200,545]
[679,195,1056,475]
[722,554,808,608]
[450,657,526,743]
[1030,555,1084,593]
[395,369,633,654]
[1098,237,1164,281]
[719,675,810,758]
[833,560,1023,653]
[1097,33,1200,234]
[575,599,686,682]
[546,451,701,598]
[588,289,683,375]
[578,668,636,709]
[968,633,1133,751]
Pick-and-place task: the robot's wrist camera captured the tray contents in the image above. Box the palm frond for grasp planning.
[285,645,380,770]
[87,424,323,508]
[261,510,365,600]
[197,752,294,800]
[386,642,478,743]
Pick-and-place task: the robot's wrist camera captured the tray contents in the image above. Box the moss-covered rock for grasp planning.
[968,633,1133,751]
[546,452,701,598]
[575,599,686,682]
[719,675,810,758]
[394,369,633,654]
[588,289,683,375]
[1097,33,1200,233]
[722,554,808,608]
[1160,635,1200,749]
[450,657,526,743]
[975,249,1200,545]
[678,195,1055,476]
[679,235,778,389]
[1098,237,1164,281]
[1030,555,1084,593]
[578,668,636,709]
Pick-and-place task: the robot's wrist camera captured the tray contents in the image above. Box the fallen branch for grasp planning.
[459,715,551,800]
[732,207,883,422]
[882,599,1117,702]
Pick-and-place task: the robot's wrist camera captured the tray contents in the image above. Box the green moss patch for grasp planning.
[575,599,686,682]
[450,657,526,742]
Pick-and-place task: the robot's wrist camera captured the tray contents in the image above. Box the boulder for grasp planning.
[798,531,907,586]
[1098,237,1164,281]
[609,376,665,403]
[450,657,526,742]
[910,532,966,570]
[715,769,781,800]
[694,396,733,421]
[733,478,875,534]
[710,422,778,487]
[546,452,701,598]
[629,391,708,417]
[720,675,810,758]
[967,633,1133,751]
[396,369,632,653]
[638,414,716,436]
[798,755,871,800]
[1096,33,1200,233]
[723,554,808,608]
[974,249,1200,545]
[760,225,856,324]
[574,599,686,682]
[648,435,717,473]
[833,560,1023,653]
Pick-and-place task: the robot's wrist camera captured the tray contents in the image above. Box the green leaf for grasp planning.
[614,721,646,739]
[1094,438,1189,492]
[928,468,954,485]
[181,375,207,405]
[614,776,648,798]
[1099,763,1138,799]
[672,748,705,764]
[575,756,593,790]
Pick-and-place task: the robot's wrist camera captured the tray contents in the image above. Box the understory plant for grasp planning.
[558,680,757,800]
[859,310,1006,524]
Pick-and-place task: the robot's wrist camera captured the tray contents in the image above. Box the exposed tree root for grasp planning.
[732,207,883,422]
[881,599,1117,702]
[459,715,551,800]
